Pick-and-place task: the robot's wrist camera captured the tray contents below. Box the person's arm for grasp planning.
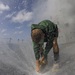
[32,42,40,60]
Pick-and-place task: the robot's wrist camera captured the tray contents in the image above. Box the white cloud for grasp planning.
[14,31,23,34]
[0,11,2,14]
[1,29,7,33]
[3,33,8,36]
[0,2,10,11]
[5,12,16,18]
[12,10,33,23]
[18,31,23,34]
[16,26,22,29]
[22,0,27,9]
[14,31,18,34]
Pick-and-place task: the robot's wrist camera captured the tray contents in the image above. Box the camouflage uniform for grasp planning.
[31,20,58,60]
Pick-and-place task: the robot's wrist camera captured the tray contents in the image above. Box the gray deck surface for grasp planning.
[0,40,75,75]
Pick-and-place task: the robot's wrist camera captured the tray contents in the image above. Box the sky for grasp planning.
[0,0,37,40]
[0,0,75,42]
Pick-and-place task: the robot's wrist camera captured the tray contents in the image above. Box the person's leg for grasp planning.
[51,37,59,72]
[53,37,59,62]
[36,60,40,72]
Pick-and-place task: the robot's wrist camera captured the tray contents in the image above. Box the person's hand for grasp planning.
[40,56,47,65]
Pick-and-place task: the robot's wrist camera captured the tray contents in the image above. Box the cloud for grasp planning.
[0,11,2,14]
[14,31,23,34]
[5,12,16,18]
[0,2,10,12]
[12,10,33,23]
[15,26,22,29]
[0,28,8,38]
[1,29,7,33]
[3,33,8,36]
[22,0,27,9]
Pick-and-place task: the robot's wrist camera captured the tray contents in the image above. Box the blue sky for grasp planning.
[0,0,75,41]
[0,0,38,40]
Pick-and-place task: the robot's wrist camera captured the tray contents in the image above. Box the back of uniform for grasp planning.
[31,20,58,42]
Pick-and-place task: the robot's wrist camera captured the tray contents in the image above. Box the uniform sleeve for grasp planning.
[32,41,40,59]
[32,42,40,52]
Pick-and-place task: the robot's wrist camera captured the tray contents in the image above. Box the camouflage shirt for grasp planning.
[31,20,58,42]
[31,20,58,59]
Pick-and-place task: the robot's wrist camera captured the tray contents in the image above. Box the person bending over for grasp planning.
[31,20,59,72]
